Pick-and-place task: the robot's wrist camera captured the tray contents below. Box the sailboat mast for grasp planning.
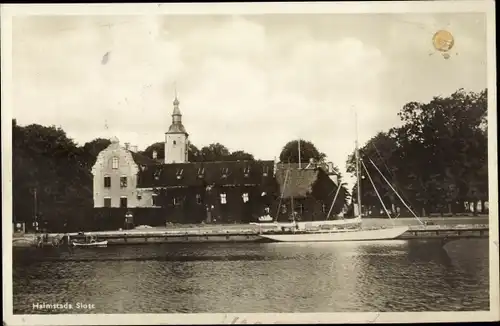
[298,139,301,169]
[354,111,362,218]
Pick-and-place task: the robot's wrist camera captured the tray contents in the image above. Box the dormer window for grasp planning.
[243,166,251,178]
[112,157,119,169]
[176,168,184,180]
[262,165,269,177]
[197,167,205,179]
[154,169,161,181]
[221,167,229,178]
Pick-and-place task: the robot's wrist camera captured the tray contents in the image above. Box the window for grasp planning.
[297,203,304,214]
[322,203,328,213]
[152,194,158,206]
[120,176,127,188]
[196,194,202,205]
[281,204,287,214]
[197,167,205,179]
[137,194,142,200]
[221,167,229,178]
[104,176,111,188]
[173,140,177,145]
[220,193,227,204]
[263,166,269,177]
[243,166,250,177]
[120,197,128,208]
[104,197,111,207]
[173,197,181,206]
[242,193,249,203]
[112,157,119,169]
[176,169,184,180]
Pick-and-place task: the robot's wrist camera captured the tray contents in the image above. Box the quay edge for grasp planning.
[11,224,489,248]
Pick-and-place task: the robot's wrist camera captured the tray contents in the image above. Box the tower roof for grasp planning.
[167,93,187,134]
[168,123,187,133]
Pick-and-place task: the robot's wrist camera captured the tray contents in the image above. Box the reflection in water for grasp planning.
[13,240,489,314]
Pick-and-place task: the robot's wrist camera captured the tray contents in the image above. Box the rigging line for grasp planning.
[274,169,289,221]
[371,142,416,211]
[360,158,393,223]
[368,158,424,225]
[326,183,343,221]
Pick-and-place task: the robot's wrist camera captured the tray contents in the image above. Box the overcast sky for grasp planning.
[12,12,487,184]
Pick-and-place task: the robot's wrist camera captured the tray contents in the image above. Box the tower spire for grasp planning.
[165,83,189,164]
[173,82,179,107]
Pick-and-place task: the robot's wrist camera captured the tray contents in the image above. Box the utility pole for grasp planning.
[33,187,39,233]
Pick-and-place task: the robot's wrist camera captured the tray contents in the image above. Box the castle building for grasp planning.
[91,94,344,226]
[91,95,278,224]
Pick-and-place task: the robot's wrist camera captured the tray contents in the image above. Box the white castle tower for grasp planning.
[164,92,189,164]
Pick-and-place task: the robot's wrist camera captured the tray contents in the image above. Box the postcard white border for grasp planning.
[2,1,498,325]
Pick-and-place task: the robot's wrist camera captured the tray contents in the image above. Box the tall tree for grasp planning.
[199,143,231,162]
[12,120,93,231]
[279,139,326,164]
[229,150,255,161]
[141,141,164,160]
[81,138,111,169]
[345,88,488,216]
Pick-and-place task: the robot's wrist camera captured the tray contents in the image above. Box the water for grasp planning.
[12,239,489,314]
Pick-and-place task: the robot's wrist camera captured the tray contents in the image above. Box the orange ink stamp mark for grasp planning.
[432,30,454,59]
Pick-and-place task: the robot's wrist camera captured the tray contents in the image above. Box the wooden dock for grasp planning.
[14,223,489,247]
[398,224,488,244]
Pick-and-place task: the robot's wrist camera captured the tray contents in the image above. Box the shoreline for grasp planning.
[12,217,489,247]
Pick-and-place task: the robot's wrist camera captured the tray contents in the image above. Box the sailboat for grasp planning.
[258,113,414,243]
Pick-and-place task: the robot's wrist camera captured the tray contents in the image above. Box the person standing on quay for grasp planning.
[124,210,134,230]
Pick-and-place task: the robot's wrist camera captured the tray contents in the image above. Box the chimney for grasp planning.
[152,150,158,160]
[328,162,334,173]
[124,142,130,150]
[130,145,138,152]
[305,158,315,169]
[329,174,339,186]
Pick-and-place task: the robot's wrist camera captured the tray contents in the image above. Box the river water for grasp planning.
[12,239,489,314]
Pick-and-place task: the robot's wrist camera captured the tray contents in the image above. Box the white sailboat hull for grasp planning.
[250,217,362,229]
[259,226,409,242]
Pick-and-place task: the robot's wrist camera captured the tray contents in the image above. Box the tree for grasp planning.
[142,141,254,162]
[345,88,488,216]
[229,150,255,161]
[81,138,111,169]
[12,120,93,231]
[199,143,231,162]
[279,139,326,163]
[188,143,202,162]
[141,141,164,160]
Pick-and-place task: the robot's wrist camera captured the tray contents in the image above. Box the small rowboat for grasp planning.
[71,240,108,247]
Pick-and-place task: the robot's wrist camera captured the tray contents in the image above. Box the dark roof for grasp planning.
[275,167,321,198]
[138,160,275,188]
[276,162,338,175]
[129,151,159,166]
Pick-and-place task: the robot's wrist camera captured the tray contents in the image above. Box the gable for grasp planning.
[275,167,341,199]
[91,143,140,176]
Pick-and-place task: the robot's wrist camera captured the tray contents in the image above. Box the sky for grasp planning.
[11,12,487,186]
